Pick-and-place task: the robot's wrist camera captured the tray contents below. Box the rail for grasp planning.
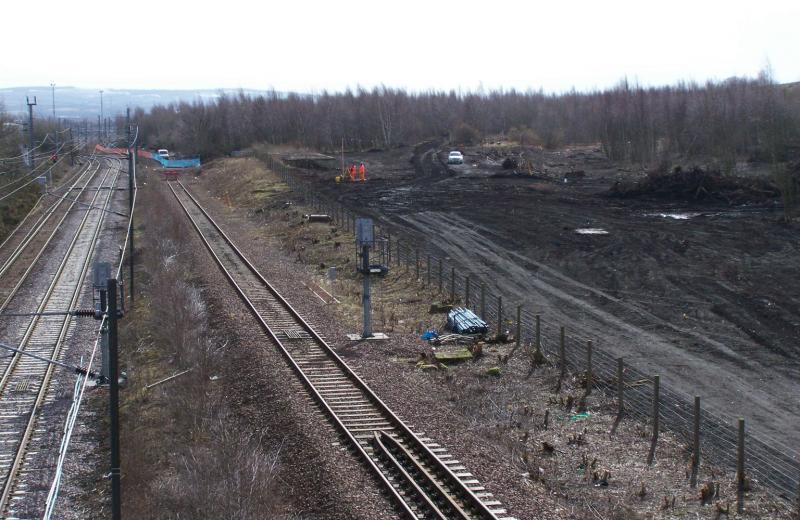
[0,160,102,313]
[168,180,514,520]
[0,158,122,515]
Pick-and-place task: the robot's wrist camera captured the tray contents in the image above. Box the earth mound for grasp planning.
[608,166,781,205]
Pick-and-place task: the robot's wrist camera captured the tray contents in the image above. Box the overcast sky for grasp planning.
[2,0,798,93]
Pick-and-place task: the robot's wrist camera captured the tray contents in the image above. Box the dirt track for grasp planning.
[291,143,800,452]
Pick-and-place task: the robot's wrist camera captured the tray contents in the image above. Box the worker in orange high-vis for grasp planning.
[359,162,366,181]
[348,163,356,182]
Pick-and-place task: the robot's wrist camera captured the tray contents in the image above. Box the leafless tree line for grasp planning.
[135,71,799,166]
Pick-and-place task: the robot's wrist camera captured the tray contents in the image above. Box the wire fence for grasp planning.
[265,154,800,503]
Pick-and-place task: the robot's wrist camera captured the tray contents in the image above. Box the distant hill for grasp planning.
[0,86,281,120]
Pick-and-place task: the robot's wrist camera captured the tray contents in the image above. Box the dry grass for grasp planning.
[118,183,290,519]
[196,157,442,338]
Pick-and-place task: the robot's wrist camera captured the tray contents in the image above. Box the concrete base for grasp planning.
[347,332,390,341]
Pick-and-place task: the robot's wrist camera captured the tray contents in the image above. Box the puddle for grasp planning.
[647,212,702,220]
[576,228,609,235]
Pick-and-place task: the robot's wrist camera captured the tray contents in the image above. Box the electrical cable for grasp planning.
[0,141,85,203]
[0,132,53,162]
[42,155,135,517]
[0,151,97,254]
[42,317,104,520]
[0,141,71,189]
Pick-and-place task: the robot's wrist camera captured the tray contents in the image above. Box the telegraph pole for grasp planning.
[106,278,121,520]
[126,109,135,304]
[99,90,104,142]
[68,127,74,166]
[51,83,57,149]
[126,109,131,187]
[26,96,36,169]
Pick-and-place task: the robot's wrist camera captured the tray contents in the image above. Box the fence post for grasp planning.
[396,241,401,267]
[558,326,566,389]
[450,267,456,303]
[387,233,391,264]
[415,250,420,280]
[438,259,443,294]
[426,255,431,287]
[480,284,486,320]
[535,314,541,354]
[737,418,745,514]
[691,396,700,488]
[609,356,624,434]
[465,276,470,308]
[647,375,660,465]
[585,340,593,396]
[617,357,624,417]
[496,295,503,337]
[515,304,521,351]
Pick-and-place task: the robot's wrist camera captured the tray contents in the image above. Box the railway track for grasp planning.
[0,158,101,310]
[0,158,122,517]
[169,181,515,520]
[0,156,95,261]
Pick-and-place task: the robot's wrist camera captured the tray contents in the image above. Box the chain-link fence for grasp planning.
[265,155,800,503]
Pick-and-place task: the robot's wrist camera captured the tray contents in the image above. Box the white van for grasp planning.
[157,149,170,159]
[447,151,464,164]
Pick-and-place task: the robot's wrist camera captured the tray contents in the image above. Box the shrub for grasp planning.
[451,123,481,146]
[773,163,799,220]
[507,126,541,146]
[502,157,518,170]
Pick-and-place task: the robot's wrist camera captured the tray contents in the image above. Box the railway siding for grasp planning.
[169,180,515,520]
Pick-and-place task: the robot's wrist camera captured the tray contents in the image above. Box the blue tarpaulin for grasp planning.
[421,330,439,340]
[152,154,201,168]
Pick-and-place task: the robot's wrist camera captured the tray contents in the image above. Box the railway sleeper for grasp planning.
[372,432,485,519]
[317,388,362,395]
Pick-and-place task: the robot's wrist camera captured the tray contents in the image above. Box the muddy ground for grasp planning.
[184,156,796,518]
[281,142,800,456]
